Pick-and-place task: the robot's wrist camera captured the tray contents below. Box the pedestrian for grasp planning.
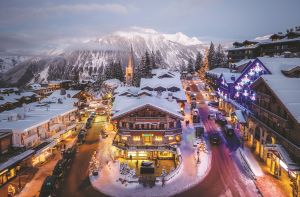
[162,177,165,187]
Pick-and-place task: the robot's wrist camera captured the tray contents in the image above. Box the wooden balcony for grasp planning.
[118,127,182,135]
[127,117,167,123]
[252,103,288,124]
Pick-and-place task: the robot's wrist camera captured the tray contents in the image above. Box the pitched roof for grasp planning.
[112,95,183,120]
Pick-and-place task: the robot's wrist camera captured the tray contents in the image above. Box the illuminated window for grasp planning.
[121,136,127,141]
[133,136,140,141]
[155,136,163,141]
[168,136,174,140]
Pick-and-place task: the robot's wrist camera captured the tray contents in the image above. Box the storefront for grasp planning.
[125,150,175,160]
[0,150,34,187]
[32,141,56,166]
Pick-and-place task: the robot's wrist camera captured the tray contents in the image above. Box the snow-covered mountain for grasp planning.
[0,27,206,87]
[0,55,31,74]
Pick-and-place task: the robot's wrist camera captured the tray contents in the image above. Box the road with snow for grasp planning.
[57,116,107,197]
[175,80,259,197]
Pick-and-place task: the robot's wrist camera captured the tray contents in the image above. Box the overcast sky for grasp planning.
[0,0,299,55]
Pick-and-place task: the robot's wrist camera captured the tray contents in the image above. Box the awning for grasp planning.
[231,110,246,123]
[0,150,34,172]
[265,144,300,171]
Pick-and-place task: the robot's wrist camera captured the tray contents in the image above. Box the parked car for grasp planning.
[224,124,234,136]
[195,125,204,138]
[208,113,216,120]
[39,176,58,197]
[52,159,67,179]
[216,114,227,126]
[209,132,222,145]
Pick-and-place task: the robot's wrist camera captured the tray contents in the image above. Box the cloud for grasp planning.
[47,3,128,15]
[0,3,128,24]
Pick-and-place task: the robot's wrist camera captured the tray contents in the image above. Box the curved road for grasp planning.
[175,80,259,197]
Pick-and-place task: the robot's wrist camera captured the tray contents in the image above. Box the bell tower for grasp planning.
[125,45,134,85]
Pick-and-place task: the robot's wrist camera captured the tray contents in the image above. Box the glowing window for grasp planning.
[155,136,163,141]
[133,136,140,141]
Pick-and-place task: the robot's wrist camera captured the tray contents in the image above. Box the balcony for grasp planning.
[127,117,167,123]
[250,114,300,158]
[252,103,288,124]
[117,127,182,135]
[112,140,178,153]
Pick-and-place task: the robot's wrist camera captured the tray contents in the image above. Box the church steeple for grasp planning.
[125,45,134,85]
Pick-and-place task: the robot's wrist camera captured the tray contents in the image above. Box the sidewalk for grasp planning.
[89,102,212,197]
[16,134,78,197]
[237,146,289,197]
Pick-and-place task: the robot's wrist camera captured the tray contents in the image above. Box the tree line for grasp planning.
[181,42,227,75]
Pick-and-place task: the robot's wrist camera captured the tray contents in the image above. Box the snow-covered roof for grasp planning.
[221,73,241,84]
[29,83,42,90]
[232,110,246,123]
[206,68,231,78]
[42,90,80,102]
[0,92,37,105]
[112,95,183,120]
[103,79,121,89]
[0,90,79,132]
[0,87,19,93]
[231,59,254,68]
[260,76,300,123]
[257,57,300,77]
[228,37,300,51]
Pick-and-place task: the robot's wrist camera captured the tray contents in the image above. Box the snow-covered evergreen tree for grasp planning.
[214,44,227,68]
[187,58,194,74]
[207,42,216,70]
[194,52,203,72]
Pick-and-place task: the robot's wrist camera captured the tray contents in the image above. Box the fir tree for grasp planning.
[187,58,194,74]
[207,42,216,70]
[104,62,113,79]
[194,52,203,72]
[132,63,142,87]
[215,44,227,68]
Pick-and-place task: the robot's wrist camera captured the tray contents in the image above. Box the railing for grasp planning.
[118,127,182,134]
[252,103,288,123]
[127,117,167,122]
[112,140,178,153]
[250,114,300,157]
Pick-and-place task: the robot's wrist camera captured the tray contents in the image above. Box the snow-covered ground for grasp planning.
[90,103,212,197]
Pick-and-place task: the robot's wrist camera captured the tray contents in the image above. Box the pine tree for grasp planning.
[179,60,187,72]
[199,48,209,79]
[150,51,157,69]
[155,50,163,68]
[215,44,227,68]
[144,51,152,78]
[115,61,124,82]
[187,58,194,74]
[104,62,113,79]
[132,63,142,87]
[207,42,216,70]
[194,52,203,72]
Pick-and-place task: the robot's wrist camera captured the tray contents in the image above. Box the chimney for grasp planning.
[231,75,236,82]
[168,93,173,102]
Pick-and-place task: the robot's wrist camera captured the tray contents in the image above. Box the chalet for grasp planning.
[228,27,300,63]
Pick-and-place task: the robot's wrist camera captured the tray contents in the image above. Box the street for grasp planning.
[57,115,108,197]
[175,80,259,197]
